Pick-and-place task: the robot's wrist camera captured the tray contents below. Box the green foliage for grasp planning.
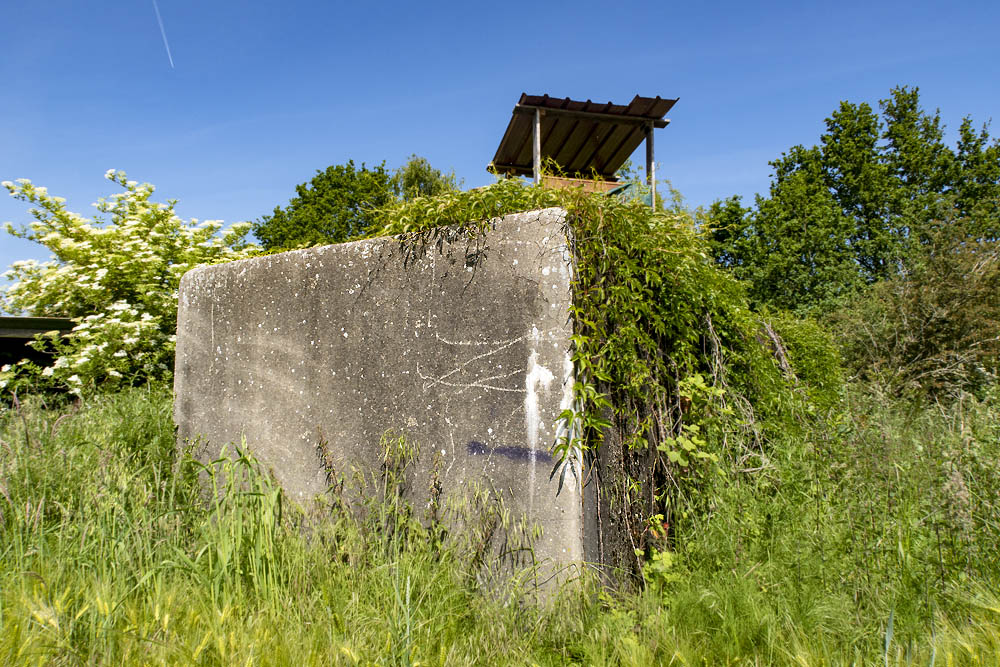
[5,383,1000,663]
[830,198,1000,396]
[705,86,1000,313]
[371,175,562,237]
[614,158,682,211]
[704,85,1000,396]
[764,310,844,409]
[705,162,866,311]
[0,171,256,394]
[254,155,461,251]
[252,160,394,250]
[668,388,1000,663]
[390,154,460,202]
[372,178,799,578]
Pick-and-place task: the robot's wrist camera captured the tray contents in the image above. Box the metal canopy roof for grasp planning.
[489,93,678,180]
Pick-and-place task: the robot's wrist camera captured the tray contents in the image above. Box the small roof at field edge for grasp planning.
[489,93,678,180]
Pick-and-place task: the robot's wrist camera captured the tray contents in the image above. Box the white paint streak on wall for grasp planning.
[524,350,554,516]
[558,350,584,560]
[554,352,574,439]
[560,351,581,479]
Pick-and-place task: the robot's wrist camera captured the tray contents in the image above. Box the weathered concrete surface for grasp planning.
[174,208,593,575]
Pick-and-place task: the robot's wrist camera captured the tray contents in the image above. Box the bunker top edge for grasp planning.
[179,206,572,288]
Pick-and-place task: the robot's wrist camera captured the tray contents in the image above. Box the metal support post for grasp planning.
[645,121,655,209]
[533,108,542,184]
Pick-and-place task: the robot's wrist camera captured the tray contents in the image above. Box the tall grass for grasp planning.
[0,387,592,664]
[659,386,1000,664]
[2,385,1000,664]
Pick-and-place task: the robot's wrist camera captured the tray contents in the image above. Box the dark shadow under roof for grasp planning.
[489,93,678,180]
[0,316,74,339]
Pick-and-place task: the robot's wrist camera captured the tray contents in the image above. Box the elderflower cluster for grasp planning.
[0,170,258,394]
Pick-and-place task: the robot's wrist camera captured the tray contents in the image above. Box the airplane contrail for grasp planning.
[151,0,175,69]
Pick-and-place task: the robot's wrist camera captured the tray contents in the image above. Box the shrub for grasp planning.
[1,170,257,394]
[765,310,844,410]
[829,199,1000,397]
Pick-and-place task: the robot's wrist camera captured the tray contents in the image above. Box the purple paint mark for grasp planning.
[466,441,552,463]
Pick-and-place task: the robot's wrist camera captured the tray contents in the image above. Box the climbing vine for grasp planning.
[373,178,805,580]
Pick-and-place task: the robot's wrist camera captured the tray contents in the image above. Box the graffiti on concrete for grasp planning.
[466,440,553,463]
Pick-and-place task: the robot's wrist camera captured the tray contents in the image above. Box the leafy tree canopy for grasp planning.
[704,86,1000,312]
[252,160,394,250]
[390,154,459,202]
[253,155,459,250]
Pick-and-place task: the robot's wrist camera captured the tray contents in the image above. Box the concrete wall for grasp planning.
[174,208,595,577]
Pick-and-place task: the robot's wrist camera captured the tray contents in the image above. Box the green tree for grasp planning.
[702,195,753,271]
[954,117,1000,236]
[252,161,394,250]
[390,154,459,201]
[705,86,1000,312]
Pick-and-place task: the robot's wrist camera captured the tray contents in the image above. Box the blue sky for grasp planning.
[2,0,999,283]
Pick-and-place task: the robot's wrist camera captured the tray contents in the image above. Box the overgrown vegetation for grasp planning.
[829,200,1000,396]
[0,388,558,664]
[703,86,1000,395]
[373,177,805,579]
[366,171,1000,659]
[3,383,1000,663]
[3,84,999,661]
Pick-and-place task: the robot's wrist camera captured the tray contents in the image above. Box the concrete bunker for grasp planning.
[174,208,602,580]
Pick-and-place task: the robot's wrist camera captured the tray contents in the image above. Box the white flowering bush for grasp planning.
[1,170,257,395]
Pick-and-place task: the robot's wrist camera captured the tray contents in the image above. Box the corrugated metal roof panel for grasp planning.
[489,93,678,179]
